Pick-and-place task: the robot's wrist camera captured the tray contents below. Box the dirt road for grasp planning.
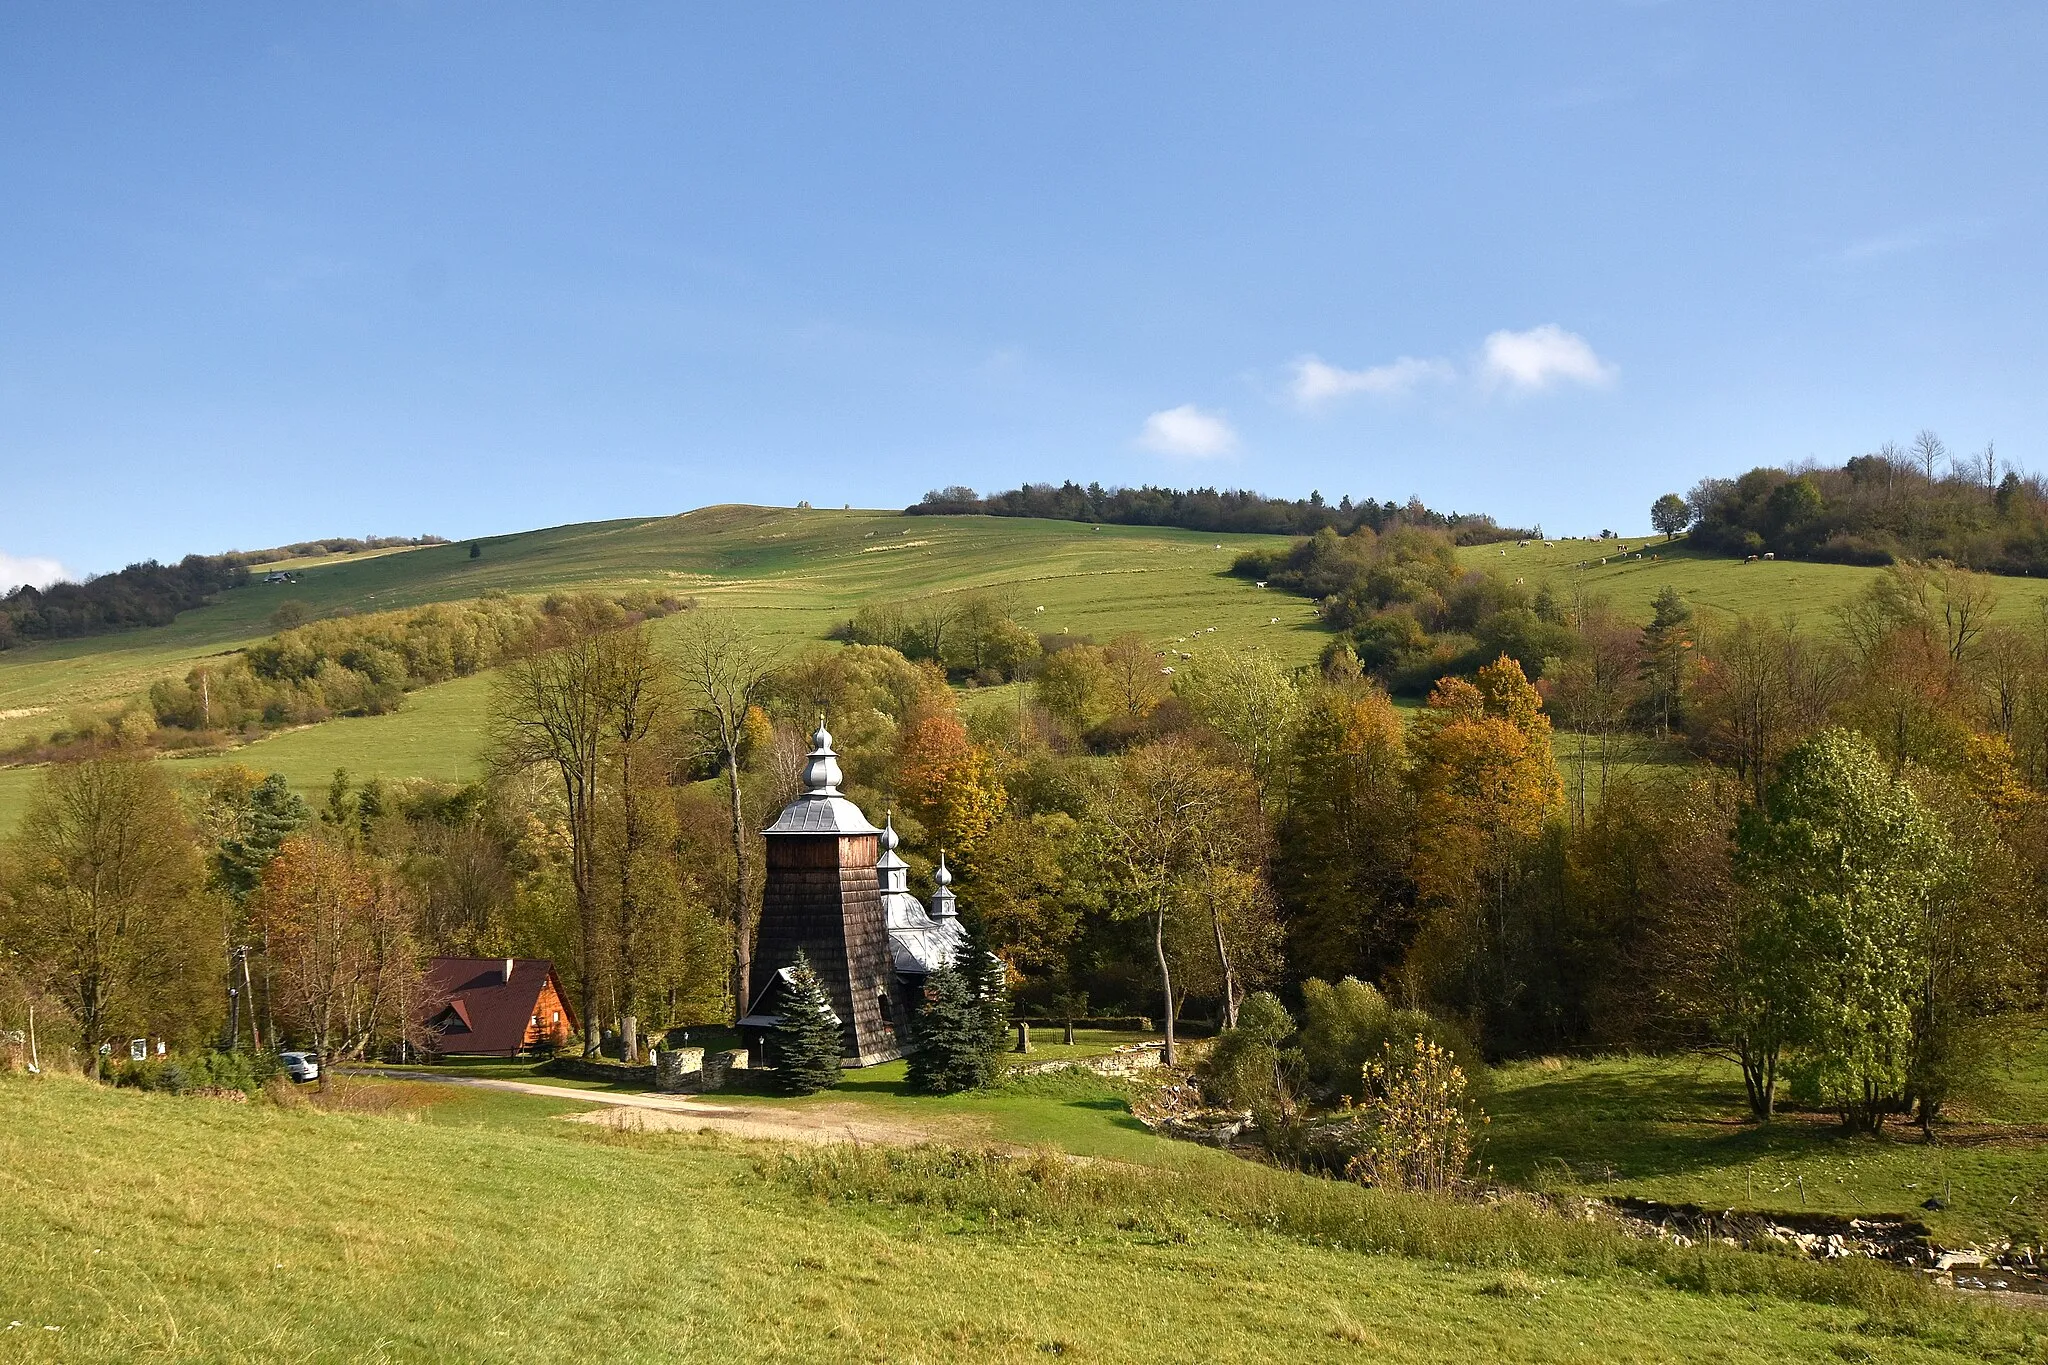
[364,1069,949,1147]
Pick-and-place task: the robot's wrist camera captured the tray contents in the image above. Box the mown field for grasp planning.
[1479,535,2048,627]
[3,1071,2039,1364]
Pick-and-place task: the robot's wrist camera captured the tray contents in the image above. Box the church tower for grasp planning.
[749,722,904,1064]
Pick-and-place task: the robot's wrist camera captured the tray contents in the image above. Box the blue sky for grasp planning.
[3,4,2044,583]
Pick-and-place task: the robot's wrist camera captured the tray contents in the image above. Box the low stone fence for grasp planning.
[654,1047,748,1094]
[1016,1041,1166,1078]
[541,1055,656,1086]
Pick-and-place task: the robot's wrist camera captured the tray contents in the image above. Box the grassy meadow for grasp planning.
[6,511,2048,835]
[1485,1044,2048,1250]
[4,1071,2040,1364]
[1474,536,2048,628]
[0,507,1324,825]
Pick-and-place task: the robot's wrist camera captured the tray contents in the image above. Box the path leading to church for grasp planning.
[363,1068,954,1147]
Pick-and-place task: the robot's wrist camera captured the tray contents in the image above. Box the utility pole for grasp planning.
[237,946,263,1050]
[228,986,241,1052]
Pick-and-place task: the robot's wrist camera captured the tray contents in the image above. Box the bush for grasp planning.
[112,1050,278,1097]
[1196,993,1295,1111]
[1296,977,1484,1104]
[1348,1036,1478,1194]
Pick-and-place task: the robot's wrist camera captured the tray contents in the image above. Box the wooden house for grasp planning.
[421,957,576,1057]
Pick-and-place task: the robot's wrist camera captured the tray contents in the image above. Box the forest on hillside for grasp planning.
[1682,433,2048,573]
[0,535,446,649]
[909,481,1532,545]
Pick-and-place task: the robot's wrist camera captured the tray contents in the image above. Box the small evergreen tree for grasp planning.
[908,927,1011,1094]
[907,965,982,1093]
[771,952,843,1096]
[965,917,1011,1063]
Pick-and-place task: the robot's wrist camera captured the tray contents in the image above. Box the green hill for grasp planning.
[0,507,1326,825]
[1468,534,2048,626]
[5,509,2047,833]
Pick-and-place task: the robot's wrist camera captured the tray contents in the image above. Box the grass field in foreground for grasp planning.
[2,1073,2032,1364]
[395,1029,2048,1250]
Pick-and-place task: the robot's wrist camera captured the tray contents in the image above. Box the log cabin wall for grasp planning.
[756,832,902,1063]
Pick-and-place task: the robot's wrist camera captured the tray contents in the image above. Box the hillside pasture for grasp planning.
[0,508,1324,824]
[1459,536,2048,627]
[2,1072,2034,1363]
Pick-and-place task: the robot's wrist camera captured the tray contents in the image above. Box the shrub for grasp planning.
[1347,1036,1477,1195]
[1196,993,1295,1111]
[111,1050,278,1097]
[1295,977,1484,1104]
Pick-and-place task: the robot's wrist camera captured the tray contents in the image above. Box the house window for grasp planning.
[531,1016,540,1027]
[551,1011,561,1024]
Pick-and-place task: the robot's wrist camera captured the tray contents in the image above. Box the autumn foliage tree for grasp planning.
[895,711,1008,870]
[1402,657,1563,1022]
[1273,679,1412,984]
[254,835,424,1085]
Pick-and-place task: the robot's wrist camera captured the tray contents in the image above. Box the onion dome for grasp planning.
[931,850,957,923]
[761,715,879,836]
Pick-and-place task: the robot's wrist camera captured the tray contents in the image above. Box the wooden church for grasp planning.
[739,721,965,1065]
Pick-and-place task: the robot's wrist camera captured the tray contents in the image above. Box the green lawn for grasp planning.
[1484,1043,2048,1248]
[3,1072,2034,1363]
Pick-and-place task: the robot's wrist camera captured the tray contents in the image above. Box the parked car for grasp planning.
[279,1051,320,1083]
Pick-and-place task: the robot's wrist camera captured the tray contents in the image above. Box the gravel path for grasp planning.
[364,1069,947,1147]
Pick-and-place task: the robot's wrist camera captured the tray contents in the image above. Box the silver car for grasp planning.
[279,1051,320,1083]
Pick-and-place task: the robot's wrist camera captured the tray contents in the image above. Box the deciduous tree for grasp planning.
[670,610,777,1019]
[0,758,222,1074]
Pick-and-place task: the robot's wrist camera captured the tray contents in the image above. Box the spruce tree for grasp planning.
[964,917,1011,1066]
[907,963,986,1094]
[771,952,843,1096]
[214,773,309,904]
[909,924,1011,1095]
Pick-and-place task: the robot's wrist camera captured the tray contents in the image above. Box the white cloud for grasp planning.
[1289,354,1455,410]
[0,552,70,594]
[1136,404,1238,458]
[1479,325,1616,392]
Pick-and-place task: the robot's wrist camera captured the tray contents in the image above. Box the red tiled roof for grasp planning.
[419,957,575,1055]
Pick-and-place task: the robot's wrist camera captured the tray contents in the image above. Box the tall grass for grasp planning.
[757,1143,2015,1348]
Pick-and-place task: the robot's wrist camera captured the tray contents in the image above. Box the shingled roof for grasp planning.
[421,957,576,1056]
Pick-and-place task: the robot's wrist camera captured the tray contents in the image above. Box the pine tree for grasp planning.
[771,952,843,1096]
[214,773,309,905]
[906,963,987,1094]
[908,925,1011,1095]
[964,917,1011,1065]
